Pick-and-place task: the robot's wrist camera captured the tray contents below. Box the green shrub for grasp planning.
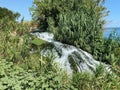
[30,0,109,62]
[0,59,75,90]
[72,65,120,90]
[0,18,76,90]
[0,7,20,21]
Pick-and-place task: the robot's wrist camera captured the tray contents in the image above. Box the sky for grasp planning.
[0,0,33,21]
[105,0,120,27]
[0,0,120,27]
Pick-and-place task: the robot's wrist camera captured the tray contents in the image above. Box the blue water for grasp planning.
[104,28,120,38]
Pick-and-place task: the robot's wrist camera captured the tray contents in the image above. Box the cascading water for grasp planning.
[34,32,111,74]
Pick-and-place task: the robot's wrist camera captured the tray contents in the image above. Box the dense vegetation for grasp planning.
[0,0,120,90]
[0,7,20,21]
[0,16,74,90]
[31,0,120,66]
[30,0,106,60]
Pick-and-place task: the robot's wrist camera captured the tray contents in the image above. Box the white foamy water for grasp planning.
[34,32,54,42]
[33,32,111,74]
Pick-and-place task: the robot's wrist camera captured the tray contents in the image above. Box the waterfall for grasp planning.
[34,32,111,74]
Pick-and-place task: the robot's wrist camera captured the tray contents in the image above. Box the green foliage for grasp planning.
[0,17,51,71]
[30,0,75,30]
[0,17,76,90]
[30,0,109,62]
[0,59,74,90]
[0,7,20,21]
[72,65,120,90]
[0,18,75,90]
[0,58,120,90]
[30,1,120,89]
[101,31,120,76]
[30,0,120,71]
[0,3,120,90]
[0,18,30,63]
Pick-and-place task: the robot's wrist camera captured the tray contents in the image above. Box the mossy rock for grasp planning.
[31,38,47,46]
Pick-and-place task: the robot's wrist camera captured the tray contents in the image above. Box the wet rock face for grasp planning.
[68,50,99,73]
[34,32,110,74]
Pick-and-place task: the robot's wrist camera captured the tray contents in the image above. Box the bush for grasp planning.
[0,7,20,21]
[30,0,109,61]
[0,18,76,89]
[72,65,120,90]
[0,59,75,90]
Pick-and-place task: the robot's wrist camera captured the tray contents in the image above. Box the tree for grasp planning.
[30,0,109,60]
[0,7,20,21]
